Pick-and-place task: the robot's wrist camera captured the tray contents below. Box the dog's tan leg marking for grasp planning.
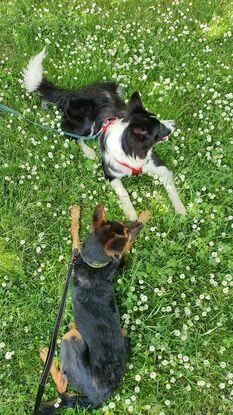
[63,328,82,341]
[124,240,132,254]
[70,205,81,251]
[39,347,68,393]
[121,328,127,336]
[68,321,77,330]
[138,210,152,224]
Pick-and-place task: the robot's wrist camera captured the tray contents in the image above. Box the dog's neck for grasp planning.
[104,118,152,161]
[80,233,112,269]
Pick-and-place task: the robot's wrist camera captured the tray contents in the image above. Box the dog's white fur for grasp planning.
[78,140,97,160]
[104,119,152,178]
[23,48,46,92]
[111,178,138,221]
[103,120,186,220]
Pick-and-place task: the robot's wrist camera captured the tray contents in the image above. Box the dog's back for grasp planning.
[60,255,127,407]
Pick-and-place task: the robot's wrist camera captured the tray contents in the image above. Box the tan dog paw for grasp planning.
[39,347,49,363]
[138,210,152,224]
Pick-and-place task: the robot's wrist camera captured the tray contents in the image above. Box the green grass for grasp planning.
[0,0,232,414]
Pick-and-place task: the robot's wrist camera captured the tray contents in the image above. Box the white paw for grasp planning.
[81,145,97,160]
[41,100,48,109]
[126,209,138,221]
[175,204,187,215]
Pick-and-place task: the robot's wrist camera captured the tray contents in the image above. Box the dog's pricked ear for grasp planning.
[104,236,127,259]
[92,205,106,231]
[128,92,143,112]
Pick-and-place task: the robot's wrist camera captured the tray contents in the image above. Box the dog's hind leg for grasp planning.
[78,141,97,160]
[63,327,82,342]
[143,162,186,215]
[39,347,68,393]
[111,178,138,221]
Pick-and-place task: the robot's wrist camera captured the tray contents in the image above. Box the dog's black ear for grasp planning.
[92,205,106,231]
[104,236,127,260]
[128,92,143,112]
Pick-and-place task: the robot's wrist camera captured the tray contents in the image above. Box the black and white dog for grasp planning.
[23,48,186,220]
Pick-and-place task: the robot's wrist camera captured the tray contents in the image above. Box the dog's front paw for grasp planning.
[39,347,49,363]
[70,204,80,218]
[175,204,187,215]
[84,147,97,160]
[41,100,48,109]
[79,141,97,160]
[138,210,152,224]
[127,211,138,221]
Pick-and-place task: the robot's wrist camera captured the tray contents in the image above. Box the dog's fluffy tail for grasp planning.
[38,393,95,414]
[23,48,68,105]
[23,48,46,93]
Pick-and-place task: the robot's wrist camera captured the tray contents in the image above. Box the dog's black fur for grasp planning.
[38,206,142,414]
[38,79,171,161]
[39,79,127,137]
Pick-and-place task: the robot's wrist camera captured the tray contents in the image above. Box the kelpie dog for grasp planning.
[38,205,144,413]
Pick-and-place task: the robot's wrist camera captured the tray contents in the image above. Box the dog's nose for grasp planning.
[161,120,176,133]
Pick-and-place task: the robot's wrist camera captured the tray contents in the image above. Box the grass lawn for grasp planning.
[0,0,232,414]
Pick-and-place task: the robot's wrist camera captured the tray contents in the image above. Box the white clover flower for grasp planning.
[5,351,14,360]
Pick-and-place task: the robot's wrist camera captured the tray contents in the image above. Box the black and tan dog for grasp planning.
[38,205,144,414]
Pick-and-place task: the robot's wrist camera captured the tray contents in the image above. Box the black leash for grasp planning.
[33,249,79,415]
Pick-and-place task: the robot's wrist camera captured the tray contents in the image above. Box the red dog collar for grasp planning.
[101,118,117,135]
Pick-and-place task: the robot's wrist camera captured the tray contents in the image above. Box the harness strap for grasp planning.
[115,159,142,175]
[33,249,79,415]
[101,117,117,135]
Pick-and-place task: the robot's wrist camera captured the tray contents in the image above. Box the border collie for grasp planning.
[23,48,186,220]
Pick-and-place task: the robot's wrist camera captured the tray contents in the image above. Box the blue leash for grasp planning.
[0,103,100,141]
